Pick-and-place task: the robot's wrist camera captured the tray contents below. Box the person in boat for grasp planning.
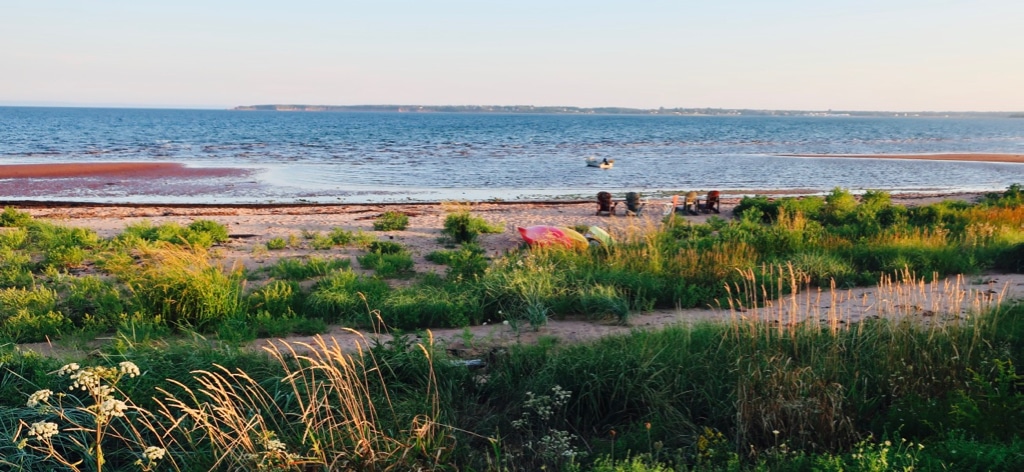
[601,158,609,165]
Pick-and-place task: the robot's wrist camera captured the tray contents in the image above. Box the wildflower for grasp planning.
[70,369,102,392]
[143,446,166,461]
[100,398,128,418]
[119,361,141,378]
[91,384,115,400]
[265,438,287,452]
[26,389,53,408]
[28,421,59,440]
[57,363,80,376]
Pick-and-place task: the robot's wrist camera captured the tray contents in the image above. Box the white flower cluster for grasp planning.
[119,361,140,378]
[70,369,102,392]
[28,421,59,440]
[520,385,572,422]
[143,446,166,461]
[99,398,128,419]
[241,433,302,469]
[264,438,287,452]
[26,389,53,408]
[56,363,80,376]
[536,429,583,460]
[550,385,571,405]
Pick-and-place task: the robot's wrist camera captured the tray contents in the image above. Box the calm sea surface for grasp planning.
[2,107,1024,203]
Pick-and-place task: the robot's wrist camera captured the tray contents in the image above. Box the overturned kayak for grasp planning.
[517,225,588,249]
[585,226,613,246]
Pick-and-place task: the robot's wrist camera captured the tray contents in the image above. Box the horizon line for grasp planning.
[1,102,1022,115]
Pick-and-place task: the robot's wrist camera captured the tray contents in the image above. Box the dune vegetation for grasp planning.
[3,186,1024,470]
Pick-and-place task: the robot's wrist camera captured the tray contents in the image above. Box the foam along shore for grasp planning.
[0,162,250,179]
[782,153,1024,163]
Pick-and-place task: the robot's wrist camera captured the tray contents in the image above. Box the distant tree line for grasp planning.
[233,104,1022,118]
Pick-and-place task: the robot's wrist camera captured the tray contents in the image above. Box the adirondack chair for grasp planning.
[698,191,721,214]
[682,191,699,215]
[596,191,617,216]
[624,192,645,216]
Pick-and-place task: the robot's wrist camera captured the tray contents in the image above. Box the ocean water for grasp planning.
[2,106,1023,203]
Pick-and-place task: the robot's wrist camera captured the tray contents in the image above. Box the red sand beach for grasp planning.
[0,162,249,179]
[0,162,256,200]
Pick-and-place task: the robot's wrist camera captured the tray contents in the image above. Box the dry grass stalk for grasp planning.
[156,331,451,471]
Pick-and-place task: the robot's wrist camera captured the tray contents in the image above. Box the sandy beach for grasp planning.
[8,158,1024,356]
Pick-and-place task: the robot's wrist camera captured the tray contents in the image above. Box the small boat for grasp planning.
[517,226,588,249]
[585,157,614,169]
[585,226,613,246]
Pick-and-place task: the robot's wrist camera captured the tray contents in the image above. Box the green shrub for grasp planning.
[788,252,856,287]
[117,219,228,248]
[59,275,125,329]
[0,247,33,288]
[358,251,415,278]
[329,227,354,245]
[0,286,58,321]
[445,245,490,281]
[981,183,1024,207]
[353,230,377,248]
[0,309,72,343]
[0,226,28,249]
[577,284,630,324]
[266,237,287,250]
[186,219,230,245]
[305,270,390,324]
[373,211,410,231]
[442,211,503,244]
[266,256,350,280]
[28,223,100,269]
[113,311,172,347]
[247,280,301,318]
[0,284,71,342]
[381,285,481,328]
[215,308,326,343]
[0,207,33,227]
[110,244,246,331]
[823,187,858,224]
[311,234,335,250]
[368,240,404,254]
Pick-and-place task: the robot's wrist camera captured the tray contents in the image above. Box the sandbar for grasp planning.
[0,162,249,179]
[0,162,257,201]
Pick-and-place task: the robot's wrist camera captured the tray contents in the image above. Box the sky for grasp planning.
[1,0,1022,111]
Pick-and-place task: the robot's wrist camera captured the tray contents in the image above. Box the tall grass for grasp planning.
[156,333,453,470]
[105,242,246,331]
[470,267,1023,468]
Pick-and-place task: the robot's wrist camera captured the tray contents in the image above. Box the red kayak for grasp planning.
[517,226,588,249]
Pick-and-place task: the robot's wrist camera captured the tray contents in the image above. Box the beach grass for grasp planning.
[4,187,1024,469]
[3,280,1024,470]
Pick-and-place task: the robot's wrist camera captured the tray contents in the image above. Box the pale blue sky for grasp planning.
[2,0,1021,111]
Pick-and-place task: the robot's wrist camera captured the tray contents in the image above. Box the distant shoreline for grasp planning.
[232,104,1022,119]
